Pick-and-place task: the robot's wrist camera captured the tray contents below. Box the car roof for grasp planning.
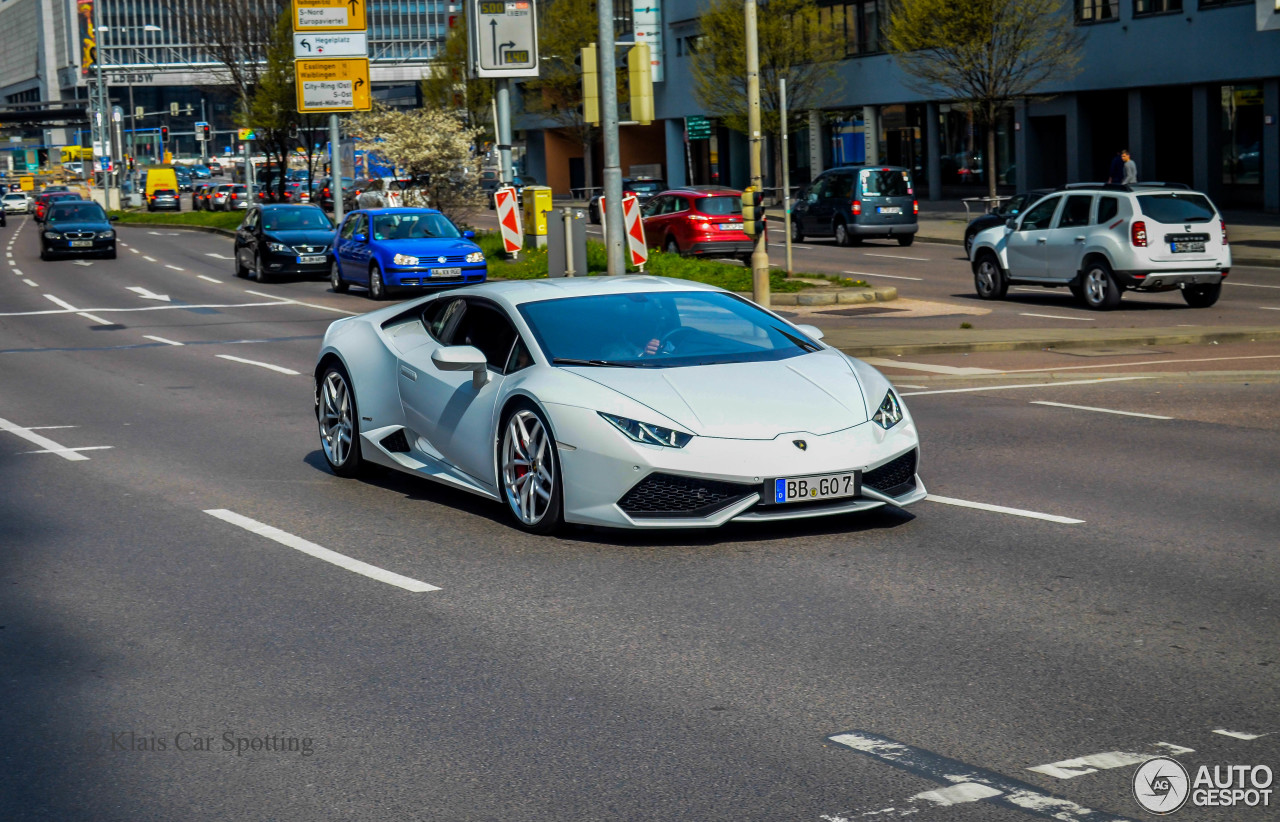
[825,164,911,172]
[259,203,321,209]
[354,207,444,215]
[664,186,740,197]
[432,275,724,310]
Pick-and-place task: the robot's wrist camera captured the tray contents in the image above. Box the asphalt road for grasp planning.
[1,215,1277,821]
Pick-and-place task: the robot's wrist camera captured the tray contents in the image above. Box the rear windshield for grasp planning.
[1137,193,1216,224]
[696,196,742,216]
[860,169,911,197]
[627,180,665,193]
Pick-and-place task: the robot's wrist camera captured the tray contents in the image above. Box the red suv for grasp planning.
[641,186,757,262]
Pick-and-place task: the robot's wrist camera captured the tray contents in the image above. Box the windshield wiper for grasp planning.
[552,357,635,368]
[774,326,821,352]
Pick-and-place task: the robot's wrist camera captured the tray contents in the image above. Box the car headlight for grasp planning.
[267,242,291,253]
[393,253,419,266]
[43,231,60,239]
[465,251,484,263]
[599,412,692,448]
[97,230,114,239]
[873,390,904,429]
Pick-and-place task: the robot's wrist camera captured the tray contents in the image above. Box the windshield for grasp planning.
[371,212,461,240]
[1137,193,1216,224]
[518,290,821,368]
[696,196,742,216]
[627,180,664,193]
[263,209,332,231]
[48,203,106,222]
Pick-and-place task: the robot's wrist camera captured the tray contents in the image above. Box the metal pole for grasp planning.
[745,0,769,306]
[598,9,624,274]
[781,77,792,276]
[127,81,136,193]
[496,80,513,185]
[201,98,208,164]
[329,113,343,224]
[91,0,108,198]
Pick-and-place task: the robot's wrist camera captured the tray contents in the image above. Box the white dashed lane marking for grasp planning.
[1213,729,1269,740]
[165,264,184,272]
[926,495,1085,524]
[843,269,923,281]
[198,275,223,284]
[1027,743,1193,779]
[214,354,301,375]
[1030,401,1173,420]
[900,376,1156,397]
[23,279,37,287]
[142,335,184,346]
[203,509,440,593]
[0,415,109,462]
[1020,312,1095,322]
[863,357,998,376]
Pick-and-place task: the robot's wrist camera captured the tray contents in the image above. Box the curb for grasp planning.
[115,221,237,239]
[734,286,897,306]
[832,327,1280,358]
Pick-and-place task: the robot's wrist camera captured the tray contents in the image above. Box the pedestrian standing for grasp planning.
[1122,150,1138,185]
[1108,150,1125,184]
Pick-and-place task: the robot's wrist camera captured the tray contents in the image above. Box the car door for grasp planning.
[641,195,669,248]
[1043,194,1094,282]
[798,174,831,235]
[235,208,258,270]
[397,297,522,489]
[339,214,371,284]
[1005,195,1062,280]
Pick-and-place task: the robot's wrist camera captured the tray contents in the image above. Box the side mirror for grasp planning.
[108,215,119,222]
[1005,217,1018,230]
[793,323,825,341]
[463,230,475,239]
[431,345,491,388]
[353,233,367,243]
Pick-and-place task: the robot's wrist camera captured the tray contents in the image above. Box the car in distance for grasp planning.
[234,204,336,283]
[39,200,117,260]
[33,191,82,222]
[331,207,487,300]
[192,182,217,210]
[969,183,1231,310]
[210,183,249,211]
[963,189,1053,257]
[642,186,756,262]
[589,177,666,223]
[147,187,181,212]
[791,165,919,246]
[206,160,223,175]
[3,192,30,213]
[313,277,924,533]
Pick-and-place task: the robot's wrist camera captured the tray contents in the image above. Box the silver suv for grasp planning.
[969,184,1231,310]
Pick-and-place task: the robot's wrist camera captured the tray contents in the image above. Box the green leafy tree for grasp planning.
[420,15,496,143]
[691,0,844,183]
[242,14,300,202]
[521,0,600,187]
[886,0,1084,199]
[349,105,483,222]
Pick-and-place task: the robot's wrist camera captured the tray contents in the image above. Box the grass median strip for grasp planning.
[108,210,244,232]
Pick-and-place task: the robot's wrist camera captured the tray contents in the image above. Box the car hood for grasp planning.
[373,238,479,255]
[46,220,110,232]
[568,349,869,439]
[265,229,337,245]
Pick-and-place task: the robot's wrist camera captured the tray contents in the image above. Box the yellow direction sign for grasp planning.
[292,0,367,32]
[295,58,372,113]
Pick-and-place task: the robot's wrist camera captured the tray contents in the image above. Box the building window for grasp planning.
[1222,84,1263,186]
[1134,0,1181,14]
[818,0,885,57]
[1198,0,1251,6]
[1077,0,1119,21]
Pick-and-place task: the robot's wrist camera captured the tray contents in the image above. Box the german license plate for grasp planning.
[719,222,744,231]
[70,240,92,247]
[878,206,901,214]
[431,267,462,278]
[298,255,326,264]
[768,471,861,504]
[1172,241,1205,253]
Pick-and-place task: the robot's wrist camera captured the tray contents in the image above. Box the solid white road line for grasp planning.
[1020,312,1095,322]
[242,289,360,316]
[142,335,184,346]
[892,384,928,389]
[198,275,223,284]
[865,252,929,261]
[215,354,301,375]
[3,300,291,317]
[23,446,115,455]
[1031,401,1173,420]
[1027,743,1193,780]
[1261,307,1280,311]
[843,269,923,281]
[0,415,91,461]
[900,375,1156,396]
[165,264,184,271]
[1213,729,1267,740]
[1001,353,1280,374]
[926,495,1085,524]
[23,279,37,287]
[44,294,79,311]
[203,509,440,593]
[1228,281,1280,289]
[25,425,78,430]
[863,357,999,376]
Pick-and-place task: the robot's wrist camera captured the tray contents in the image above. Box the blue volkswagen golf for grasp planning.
[331,208,487,300]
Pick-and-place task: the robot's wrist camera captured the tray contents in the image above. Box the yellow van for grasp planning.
[144,166,180,204]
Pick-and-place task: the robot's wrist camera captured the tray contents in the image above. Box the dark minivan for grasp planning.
[792,165,918,246]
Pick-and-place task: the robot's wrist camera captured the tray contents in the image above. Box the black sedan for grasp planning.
[234,204,336,283]
[963,189,1052,256]
[40,201,117,260]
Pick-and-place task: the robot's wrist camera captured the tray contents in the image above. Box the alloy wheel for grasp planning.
[319,370,354,469]
[502,410,554,526]
[1084,267,1108,305]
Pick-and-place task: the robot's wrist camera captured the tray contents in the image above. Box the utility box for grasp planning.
[522,185,553,248]
[546,207,588,278]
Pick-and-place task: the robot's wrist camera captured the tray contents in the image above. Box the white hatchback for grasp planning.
[970,184,1231,310]
[3,192,31,213]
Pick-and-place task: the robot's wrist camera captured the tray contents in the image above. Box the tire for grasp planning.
[791,219,804,243]
[498,402,563,535]
[250,253,269,283]
[1181,282,1222,309]
[835,221,852,247]
[664,237,679,255]
[897,234,915,247]
[104,246,116,260]
[330,260,348,293]
[368,263,387,301]
[234,250,248,279]
[317,364,363,478]
[1068,280,1085,303]
[39,245,49,261]
[1081,259,1123,310]
[973,252,1008,300]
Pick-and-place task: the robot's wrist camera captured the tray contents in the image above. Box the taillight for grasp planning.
[851,200,861,216]
[1221,220,1228,245]
[912,200,919,215]
[1131,220,1147,247]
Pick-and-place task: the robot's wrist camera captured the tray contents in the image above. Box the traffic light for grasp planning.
[170,102,179,116]
[160,126,169,143]
[579,44,599,126]
[627,43,653,125]
[742,188,765,237]
[201,123,211,141]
